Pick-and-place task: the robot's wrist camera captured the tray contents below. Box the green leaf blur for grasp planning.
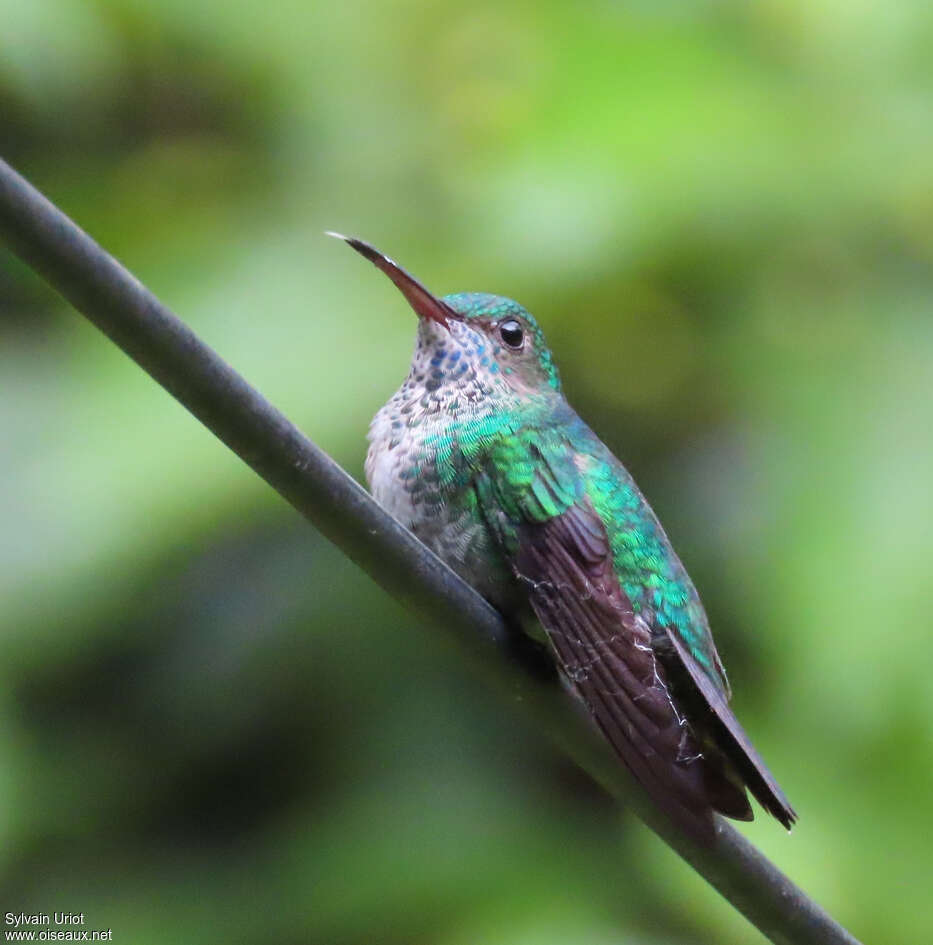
[1,2,931,942]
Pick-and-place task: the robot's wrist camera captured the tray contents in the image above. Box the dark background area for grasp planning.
[2,2,932,942]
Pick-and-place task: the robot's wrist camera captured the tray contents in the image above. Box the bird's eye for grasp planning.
[499,319,524,349]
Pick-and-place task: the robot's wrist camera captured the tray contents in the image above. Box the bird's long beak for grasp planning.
[327,232,459,329]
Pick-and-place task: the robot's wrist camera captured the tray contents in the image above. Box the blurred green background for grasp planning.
[1,1,931,942]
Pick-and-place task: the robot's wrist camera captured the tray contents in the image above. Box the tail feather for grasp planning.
[664,627,797,830]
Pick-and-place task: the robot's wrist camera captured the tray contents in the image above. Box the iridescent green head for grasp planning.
[330,234,561,396]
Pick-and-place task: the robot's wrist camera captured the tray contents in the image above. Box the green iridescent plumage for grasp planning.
[413,384,726,691]
[581,447,726,685]
[336,234,795,841]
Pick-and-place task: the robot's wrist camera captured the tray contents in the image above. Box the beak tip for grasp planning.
[328,232,456,330]
[326,231,386,267]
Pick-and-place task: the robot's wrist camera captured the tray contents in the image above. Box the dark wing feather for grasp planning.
[664,627,797,829]
[513,498,749,842]
[469,423,792,837]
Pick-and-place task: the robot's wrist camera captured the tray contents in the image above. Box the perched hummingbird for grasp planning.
[331,233,796,841]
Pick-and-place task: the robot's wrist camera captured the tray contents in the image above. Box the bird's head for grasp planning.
[330,233,561,398]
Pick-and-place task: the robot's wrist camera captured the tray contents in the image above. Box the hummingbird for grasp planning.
[330,233,796,841]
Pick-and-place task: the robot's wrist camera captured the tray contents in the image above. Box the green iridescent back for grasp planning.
[578,438,729,692]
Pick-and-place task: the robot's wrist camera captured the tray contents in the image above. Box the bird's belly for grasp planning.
[366,435,518,612]
[365,435,421,525]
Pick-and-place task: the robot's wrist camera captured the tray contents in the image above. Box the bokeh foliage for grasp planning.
[2,1,932,942]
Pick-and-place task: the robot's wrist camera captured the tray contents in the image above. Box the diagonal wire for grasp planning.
[0,156,862,945]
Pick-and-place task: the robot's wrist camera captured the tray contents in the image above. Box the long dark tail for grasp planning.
[664,627,797,830]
